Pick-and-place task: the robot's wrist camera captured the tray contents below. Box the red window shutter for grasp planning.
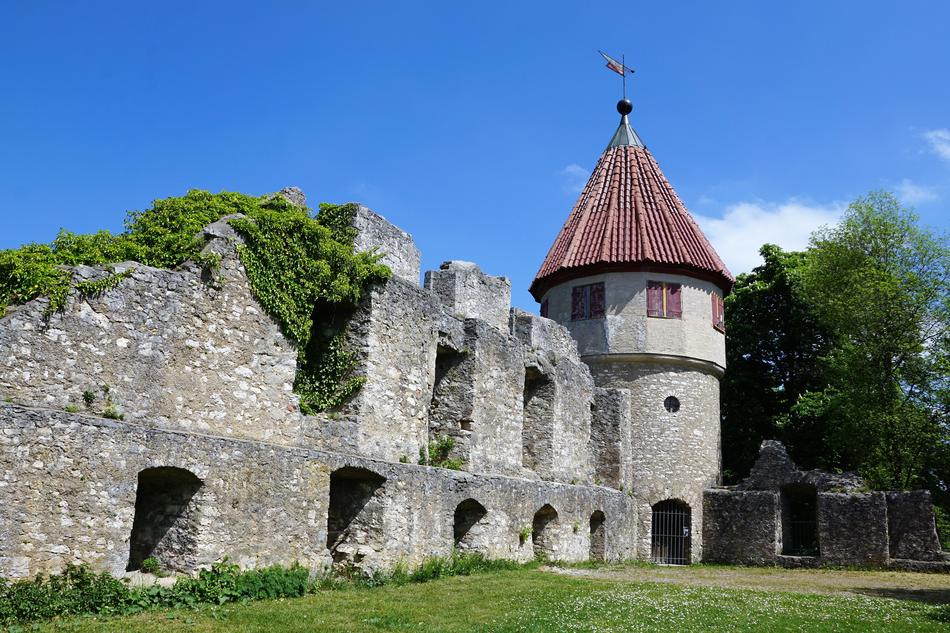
[667,283,682,319]
[589,283,605,318]
[540,299,549,318]
[571,286,587,321]
[647,281,662,317]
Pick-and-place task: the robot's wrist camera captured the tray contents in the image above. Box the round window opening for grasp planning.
[664,396,680,413]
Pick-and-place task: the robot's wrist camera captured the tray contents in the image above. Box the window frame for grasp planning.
[711,293,725,333]
[646,281,683,320]
[571,282,606,321]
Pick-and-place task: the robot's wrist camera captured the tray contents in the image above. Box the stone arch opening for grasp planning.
[651,499,691,565]
[522,367,554,471]
[453,498,488,552]
[532,503,559,559]
[327,467,387,566]
[781,483,819,556]
[589,510,606,562]
[127,466,203,573]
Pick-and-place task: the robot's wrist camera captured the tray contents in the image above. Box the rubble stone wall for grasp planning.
[0,404,637,579]
[0,218,302,446]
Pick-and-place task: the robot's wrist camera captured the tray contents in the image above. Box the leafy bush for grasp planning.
[418,435,464,470]
[139,557,160,575]
[0,190,390,413]
[0,564,131,624]
[0,554,521,625]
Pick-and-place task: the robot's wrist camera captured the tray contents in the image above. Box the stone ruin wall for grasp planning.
[702,441,946,570]
[0,200,638,578]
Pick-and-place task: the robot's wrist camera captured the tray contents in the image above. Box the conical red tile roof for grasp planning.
[530,115,734,300]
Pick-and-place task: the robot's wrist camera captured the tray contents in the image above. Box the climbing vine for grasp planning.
[0,190,390,414]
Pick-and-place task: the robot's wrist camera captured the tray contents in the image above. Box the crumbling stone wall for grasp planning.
[0,219,301,445]
[425,261,512,333]
[587,359,720,561]
[590,387,633,490]
[704,441,946,568]
[887,491,943,561]
[0,403,637,578]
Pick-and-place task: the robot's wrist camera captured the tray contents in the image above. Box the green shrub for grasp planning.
[102,405,123,421]
[0,564,132,625]
[139,557,160,575]
[81,390,96,407]
[418,435,464,470]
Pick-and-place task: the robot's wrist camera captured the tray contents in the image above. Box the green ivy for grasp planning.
[419,435,465,470]
[0,190,390,413]
[75,268,135,298]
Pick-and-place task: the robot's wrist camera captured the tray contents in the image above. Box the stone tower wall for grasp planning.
[586,360,720,561]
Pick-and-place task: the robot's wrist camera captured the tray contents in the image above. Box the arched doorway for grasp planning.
[589,511,606,562]
[326,467,387,565]
[453,498,488,552]
[651,499,691,565]
[127,467,203,572]
[532,504,559,559]
[781,484,819,556]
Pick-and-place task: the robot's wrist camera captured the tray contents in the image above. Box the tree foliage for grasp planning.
[723,191,949,507]
[720,244,834,481]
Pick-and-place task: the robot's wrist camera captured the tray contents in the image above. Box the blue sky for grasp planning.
[2,1,948,309]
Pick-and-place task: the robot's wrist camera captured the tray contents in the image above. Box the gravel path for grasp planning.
[547,564,950,604]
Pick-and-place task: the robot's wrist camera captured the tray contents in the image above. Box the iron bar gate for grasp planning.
[651,500,691,565]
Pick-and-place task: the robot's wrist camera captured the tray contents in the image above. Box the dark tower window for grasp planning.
[647,281,682,319]
[540,299,549,318]
[571,283,605,321]
[664,396,680,413]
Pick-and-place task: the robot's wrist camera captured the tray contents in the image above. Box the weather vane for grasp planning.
[598,51,635,99]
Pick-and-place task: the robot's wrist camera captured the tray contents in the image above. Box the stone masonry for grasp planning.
[0,195,943,579]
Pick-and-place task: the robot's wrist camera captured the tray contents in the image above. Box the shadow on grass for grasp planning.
[855,587,950,605]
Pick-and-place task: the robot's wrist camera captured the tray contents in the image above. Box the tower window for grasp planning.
[571,283,605,321]
[711,293,725,332]
[664,396,680,413]
[540,299,549,318]
[647,281,682,319]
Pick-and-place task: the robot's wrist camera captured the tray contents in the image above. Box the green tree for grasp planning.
[721,244,834,481]
[796,191,949,490]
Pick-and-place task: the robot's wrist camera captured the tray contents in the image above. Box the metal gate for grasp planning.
[651,499,691,565]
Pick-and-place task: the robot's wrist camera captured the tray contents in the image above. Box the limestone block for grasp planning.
[590,387,632,490]
[351,205,421,284]
[702,489,780,565]
[817,492,889,566]
[424,261,511,333]
[886,491,943,561]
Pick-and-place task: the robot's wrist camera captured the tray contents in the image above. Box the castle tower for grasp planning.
[530,99,733,562]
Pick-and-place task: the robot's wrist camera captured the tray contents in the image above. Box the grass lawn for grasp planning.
[26,565,950,633]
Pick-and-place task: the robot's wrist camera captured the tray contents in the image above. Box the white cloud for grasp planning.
[895,178,938,205]
[923,128,950,161]
[560,164,589,194]
[696,200,844,275]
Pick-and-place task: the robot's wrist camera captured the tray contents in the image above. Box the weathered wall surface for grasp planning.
[352,205,421,284]
[886,491,943,561]
[425,261,512,333]
[587,360,720,561]
[590,387,632,490]
[539,271,726,369]
[0,219,302,445]
[817,492,889,567]
[428,318,524,476]
[512,310,595,484]
[0,404,637,579]
[332,277,440,463]
[704,442,947,567]
[702,489,779,565]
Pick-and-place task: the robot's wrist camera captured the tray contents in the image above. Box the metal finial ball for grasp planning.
[617,99,633,115]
